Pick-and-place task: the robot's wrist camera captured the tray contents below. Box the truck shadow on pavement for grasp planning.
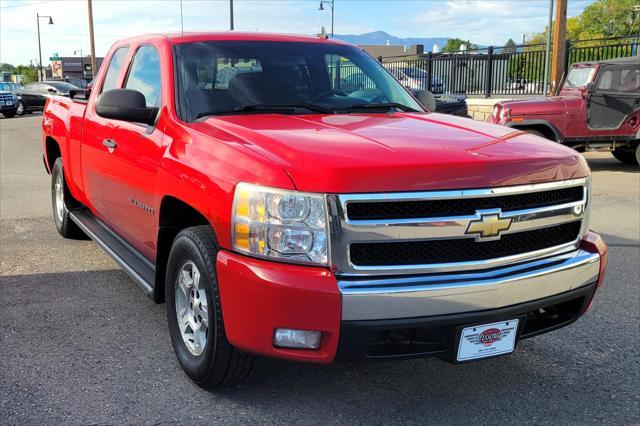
[586,156,639,172]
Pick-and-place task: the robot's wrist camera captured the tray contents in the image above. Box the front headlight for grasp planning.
[232,183,329,265]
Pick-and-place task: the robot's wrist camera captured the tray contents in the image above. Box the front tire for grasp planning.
[524,129,551,140]
[15,100,24,116]
[612,146,639,166]
[51,158,84,239]
[166,226,255,390]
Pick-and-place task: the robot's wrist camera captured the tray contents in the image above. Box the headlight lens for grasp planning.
[232,183,328,265]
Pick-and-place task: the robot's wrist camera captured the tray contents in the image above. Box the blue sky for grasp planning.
[0,0,594,66]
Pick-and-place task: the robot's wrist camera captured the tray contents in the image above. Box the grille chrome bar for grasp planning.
[328,178,589,276]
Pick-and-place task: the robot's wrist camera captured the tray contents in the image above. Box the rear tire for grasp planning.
[612,146,639,166]
[51,158,85,239]
[166,226,255,390]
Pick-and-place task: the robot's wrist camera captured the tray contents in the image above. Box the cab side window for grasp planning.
[101,46,129,93]
[125,45,162,107]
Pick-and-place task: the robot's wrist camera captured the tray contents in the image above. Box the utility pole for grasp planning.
[230,0,234,30]
[87,0,97,80]
[543,0,554,96]
[550,0,567,95]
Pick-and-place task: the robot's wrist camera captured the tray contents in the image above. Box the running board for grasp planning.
[69,210,156,298]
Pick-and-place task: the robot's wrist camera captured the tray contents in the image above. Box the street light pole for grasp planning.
[36,13,54,81]
[319,0,335,38]
[74,49,84,79]
[87,0,97,80]
[230,0,234,30]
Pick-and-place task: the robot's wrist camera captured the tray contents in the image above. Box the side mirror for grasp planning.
[95,89,158,126]
[415,89,436,112]
[47,87,57,94]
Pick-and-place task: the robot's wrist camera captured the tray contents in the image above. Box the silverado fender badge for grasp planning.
[466,210,512,241]
[128,197,155,215]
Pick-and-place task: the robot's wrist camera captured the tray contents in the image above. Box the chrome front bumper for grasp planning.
[339,248,600,321]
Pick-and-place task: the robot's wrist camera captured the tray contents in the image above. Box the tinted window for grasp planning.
[125,45,162,107]
[175,41,422,121]
[101,46,129,93]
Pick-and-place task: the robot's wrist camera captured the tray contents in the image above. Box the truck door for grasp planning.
[99,44,165,260]
[588,61,640,130]
[80,45,130,215]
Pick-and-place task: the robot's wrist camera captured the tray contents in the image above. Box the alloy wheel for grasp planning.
[54,171,64,222]
[175,260,209,356]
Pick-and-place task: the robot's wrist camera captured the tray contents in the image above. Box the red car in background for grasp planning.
[488,57,640,166]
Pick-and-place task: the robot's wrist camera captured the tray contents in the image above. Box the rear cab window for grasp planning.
[124,45,162,107]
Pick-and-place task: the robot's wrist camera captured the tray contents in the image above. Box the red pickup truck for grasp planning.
[487,57,640,166]
[42,32,607,390]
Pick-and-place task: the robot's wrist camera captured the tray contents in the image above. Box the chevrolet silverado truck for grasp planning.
[487,57,640,166]
[43,32,608,390]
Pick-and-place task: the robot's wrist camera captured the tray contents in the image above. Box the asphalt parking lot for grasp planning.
[1,114,638,424]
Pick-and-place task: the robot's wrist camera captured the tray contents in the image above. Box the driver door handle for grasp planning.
[102,139,117,152]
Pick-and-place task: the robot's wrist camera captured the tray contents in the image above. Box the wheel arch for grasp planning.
[44,136,61,174]
[507,120,562,142]
[154,195,214,303]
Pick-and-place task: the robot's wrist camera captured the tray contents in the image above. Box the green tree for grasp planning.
[14,65,38,83]
[1,63,15,72]
[442,38,478,53]
[503,39,517,54]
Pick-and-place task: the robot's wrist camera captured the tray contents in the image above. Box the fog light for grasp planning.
[273,328,321,350]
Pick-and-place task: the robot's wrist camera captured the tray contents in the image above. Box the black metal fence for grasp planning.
[380,36,639,97]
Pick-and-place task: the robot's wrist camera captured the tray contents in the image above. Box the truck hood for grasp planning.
[498,96,576,116]
[200,112,588,193]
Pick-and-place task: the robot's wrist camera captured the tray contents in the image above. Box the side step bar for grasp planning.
[70,210,156,298]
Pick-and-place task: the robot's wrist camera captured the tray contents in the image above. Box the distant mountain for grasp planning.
[334,31,449,52]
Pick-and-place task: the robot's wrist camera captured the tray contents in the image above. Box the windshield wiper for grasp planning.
[340,103,420,113]
[196,103,334,118]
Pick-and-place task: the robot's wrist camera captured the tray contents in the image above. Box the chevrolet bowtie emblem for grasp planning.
[466,213,512,241]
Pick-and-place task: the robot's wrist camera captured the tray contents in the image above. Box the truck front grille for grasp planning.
[350,221,581,266]
[346,186,584,220]
[328,178,589,276]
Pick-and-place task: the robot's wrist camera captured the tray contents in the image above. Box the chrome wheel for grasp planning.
[16,101,24,115]
[54,171,64,222]
[175,260,208,356]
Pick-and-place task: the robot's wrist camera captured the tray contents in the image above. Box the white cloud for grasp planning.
[400,0,592,45]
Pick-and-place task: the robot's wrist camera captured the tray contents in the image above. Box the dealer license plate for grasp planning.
[457,319,519,362]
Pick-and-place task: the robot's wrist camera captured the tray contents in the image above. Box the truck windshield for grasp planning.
[174,40,423,121]
[563,66,595,89]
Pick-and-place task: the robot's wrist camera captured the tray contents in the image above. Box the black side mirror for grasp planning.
[95,89,158,126]
[415,89,436,112]
[47,87,57,94]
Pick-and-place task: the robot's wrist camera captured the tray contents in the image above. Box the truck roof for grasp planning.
[115,31,350,46]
